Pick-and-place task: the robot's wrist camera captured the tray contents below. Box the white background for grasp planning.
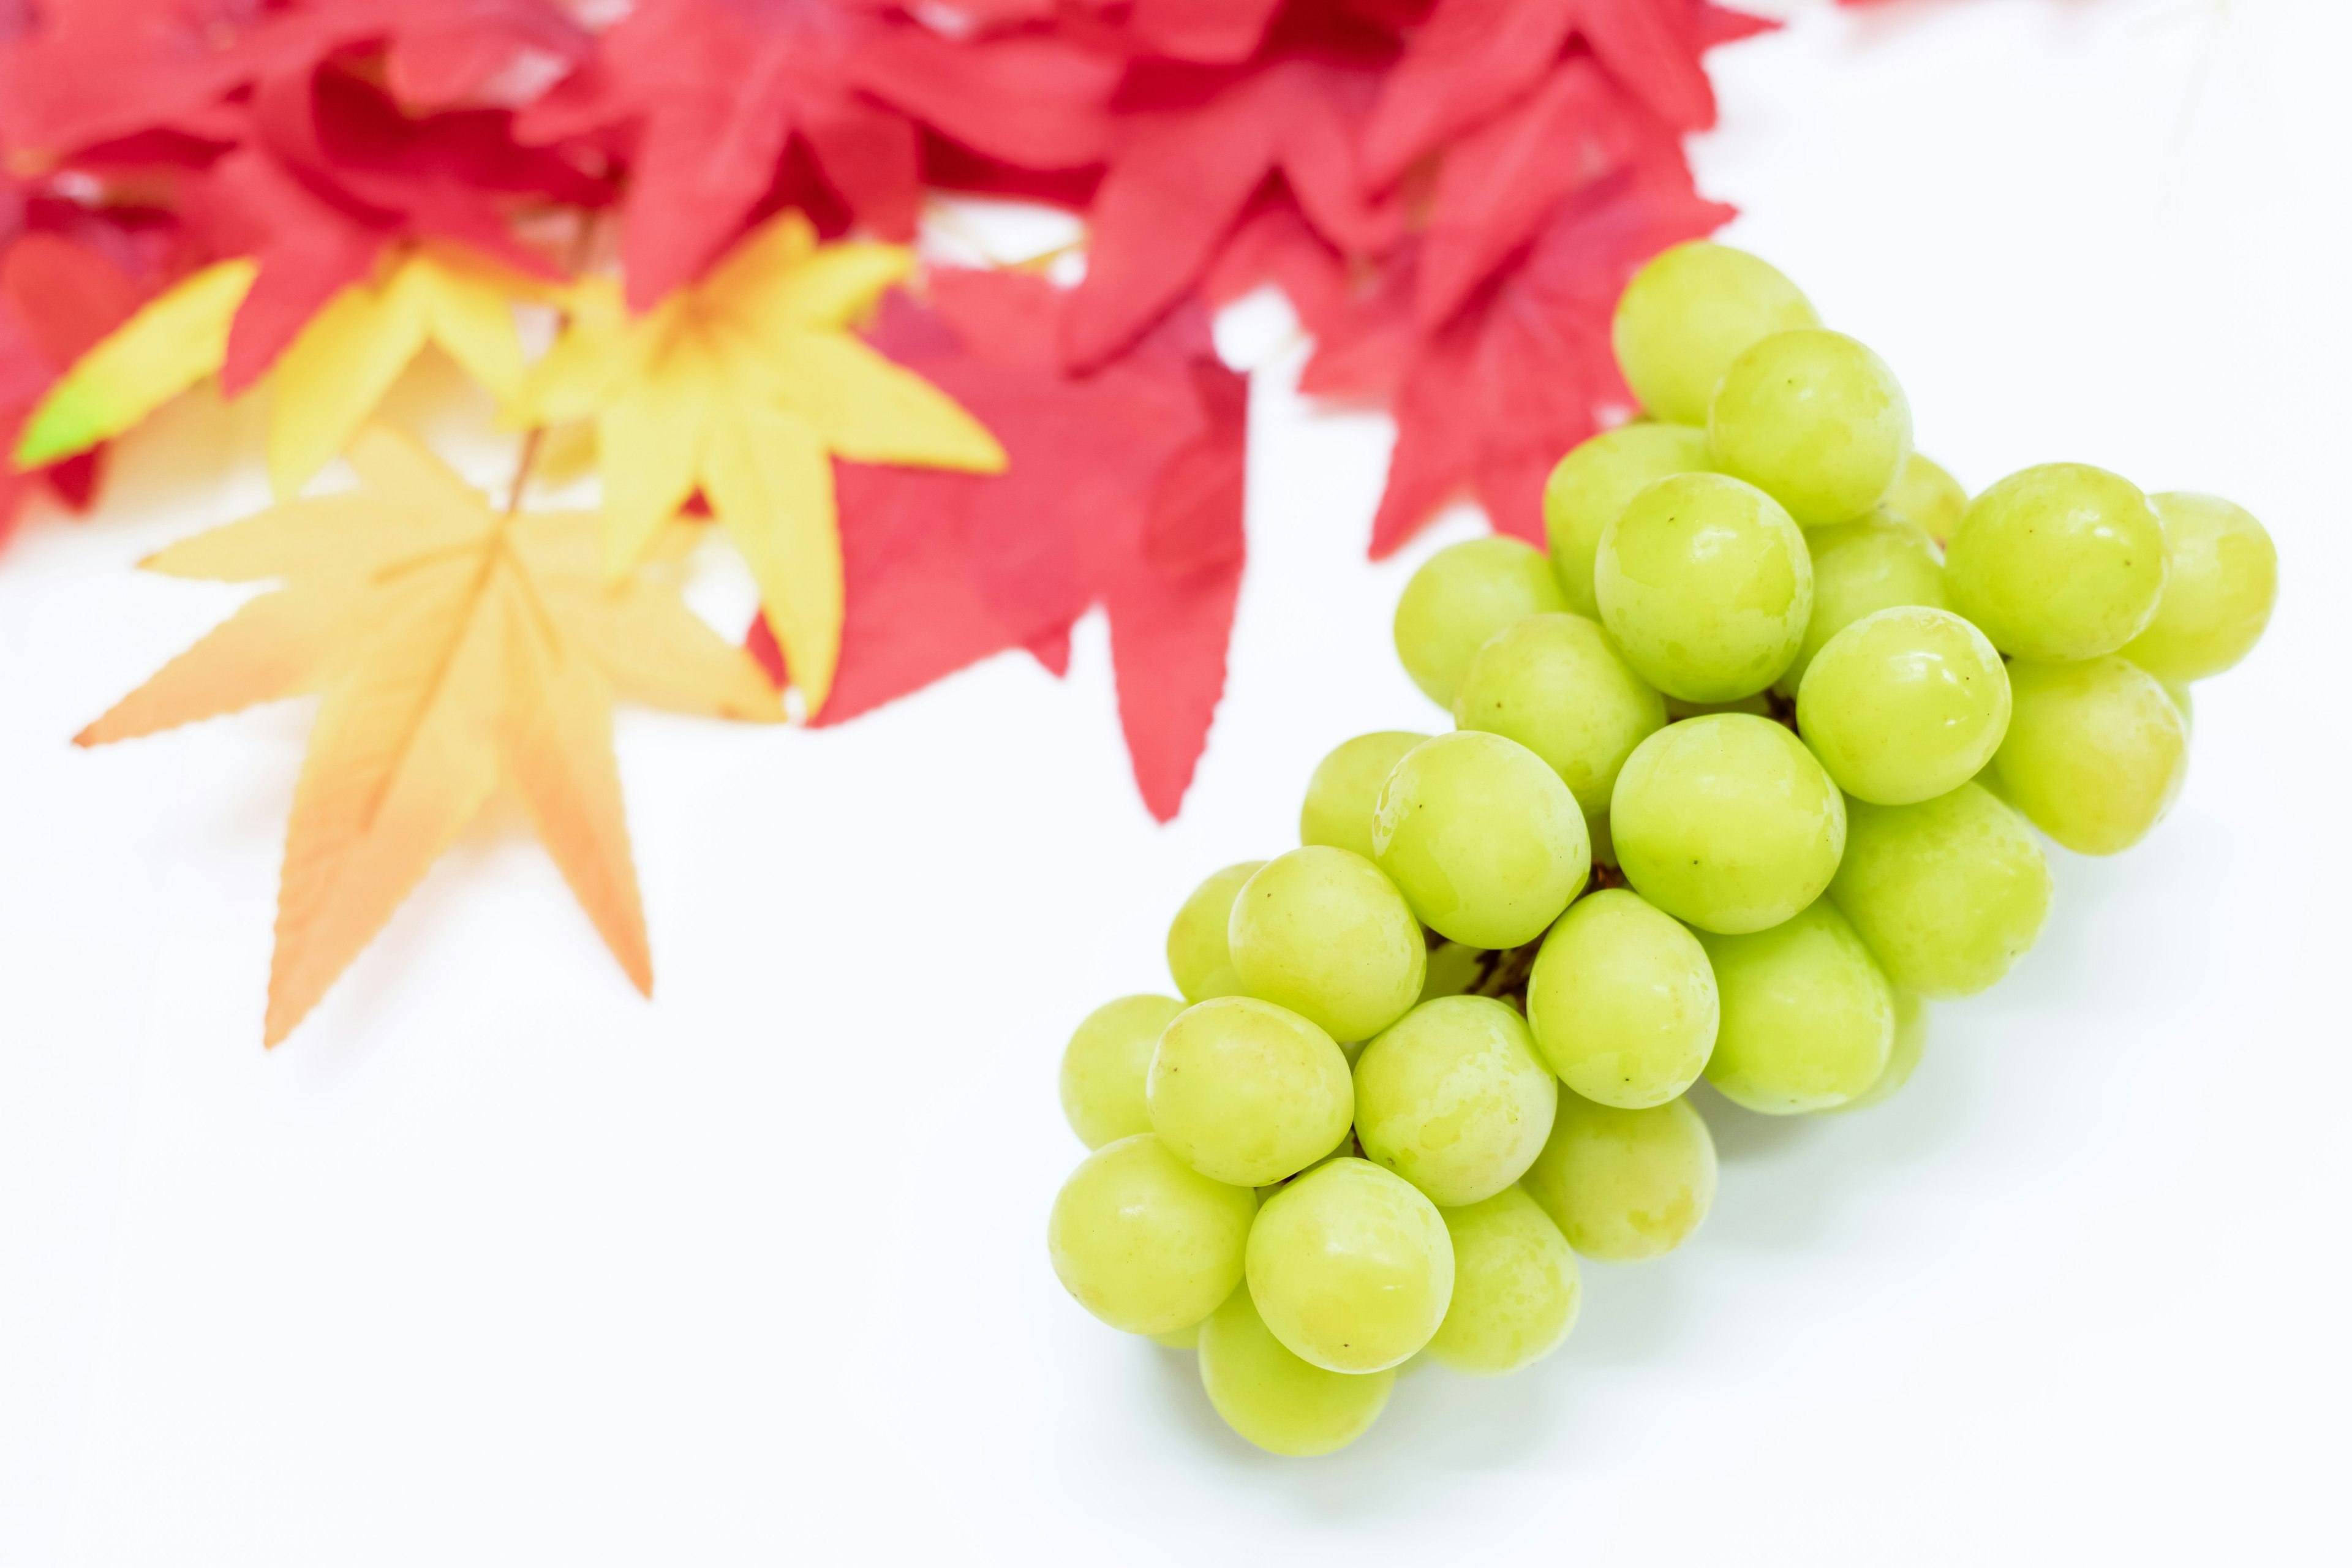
[4,1,2348,1562]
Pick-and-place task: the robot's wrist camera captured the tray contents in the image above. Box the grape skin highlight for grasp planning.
[1373,730,1590,949]
[1521,1091,1717,1262]
[1452,612,1667,816]
[1425,1187,1582,1376]
[1526,889,1719,1109]
[1393,537,1566,709]
[1166,861,1265,1003]
[1991,655,2189,856]
[1229,847,1427,1042]
[1610,714,1847,935]
[2119,492,2278,681]
[1049,1134,1257,1335]
[1830,783,2052,998]
[1596,472,1814,702]
[1247,1158,1456,1373]
[1300,731,1430,862]
[1611,242,1820,426]
[1353,996,1559,1207]
[1542,423,1715,616]
[1060,993,1186,1149]
[1943,463,2168,662]
[1148,996,1355,1187]
[1796,605,2011,805]
[1198,1287,1395,1457]
[1708,328,1913,527]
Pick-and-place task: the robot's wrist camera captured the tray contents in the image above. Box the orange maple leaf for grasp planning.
[78,425,784,1046]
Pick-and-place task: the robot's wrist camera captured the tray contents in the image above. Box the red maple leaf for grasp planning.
[1362,0,1769,185]
[1303,162,1730,556]
[1126,0,1289,62]
[1063,4,1404,369]
[518,0,1118,309]
[1411,50,1671,328]
[197,64,606,390]
[748,268,1246,821]
[0,0,589,156]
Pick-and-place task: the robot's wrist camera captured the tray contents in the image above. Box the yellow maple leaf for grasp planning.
[15,242,540,500]
[78,425,784,1046]
[510,212,1008,715]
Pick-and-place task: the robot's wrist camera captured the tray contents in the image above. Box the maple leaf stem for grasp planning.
[506,425,546,516]
[499,209,604,521]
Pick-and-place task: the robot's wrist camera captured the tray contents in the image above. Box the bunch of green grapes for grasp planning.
[1046,242,2277,1457]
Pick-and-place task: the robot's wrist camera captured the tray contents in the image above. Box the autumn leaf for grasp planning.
[749,270,1246,821]
[76,424,783,1046]
[511,211,1007,715]
[258,243,540,497]
[514,0,1117,309]
[12,260,258,470]
[1363,0,1736,186]
[18,241,540,499]
[1412,54,1665,327]
[1063,26,1403,371]
[203,65,602,390]
[1,229,150,541]
[0,0,589,154]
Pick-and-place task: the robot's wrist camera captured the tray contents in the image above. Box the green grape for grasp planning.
[2120,492,2278,680]
[1425,1186,1581,1376]
[1943,464,2168,662]
[1167,861,1265,1003]
[1353,995,1559,1207]
[1197,1286,1395,1457]
[1521,1091,1716,1261]
[1526,889,1718,1109]
[1229,848,1426,1041]
[1148,1321,1202,1349]
[1541,423,1715,615]
[1393,536,1566,708]
[1596,473,1813,701]
[1700,900,1893,1114]
[1991,656,2188,855]
[1879,451,1968,541]
[2162,677,2194,734]
[1589,812,1618,868]
[1248,1157,1454,1373]
[1373,731,1590,948]
[1060,993,1186,1149]
[1300,731,1431,862]
[1611,242,1820,425]
[1827,989,1927,1114]
[1047,1134,1257,1335]
[1609,715,1846,935]
[1830,783,2052,997]
[1418,939,1487,1003]
[1148,996,1355,1186]
[1708,330,1912,526]
[1796,606,2011,805]
[1452,612,1668,815]
[1777,510,1947,694]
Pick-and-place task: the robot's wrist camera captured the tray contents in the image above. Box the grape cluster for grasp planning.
[1046,243,2277,1457]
